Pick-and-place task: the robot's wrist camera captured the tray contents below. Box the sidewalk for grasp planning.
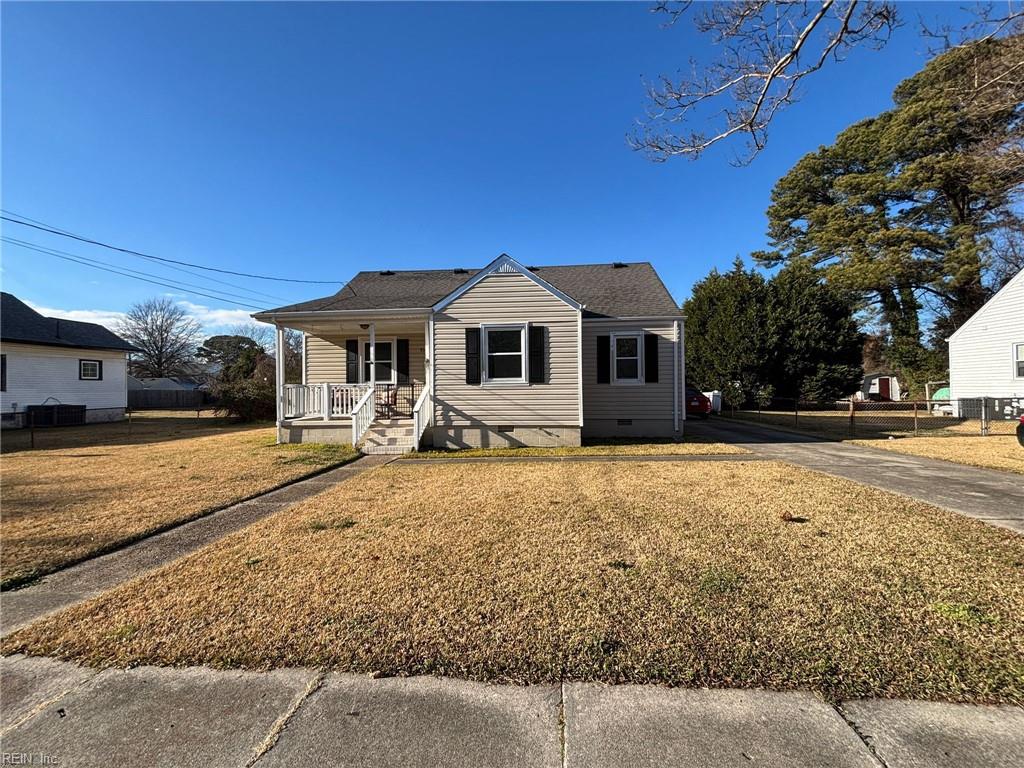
[1,655,1021,767]
[688,419,1024,535]
[0,454,396,636]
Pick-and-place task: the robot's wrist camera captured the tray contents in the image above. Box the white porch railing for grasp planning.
[351,386,376,445]
[283,384,370,420]
[412,386,431,451]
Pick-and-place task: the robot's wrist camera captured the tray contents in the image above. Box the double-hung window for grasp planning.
[482,324,526,384]
[612,333,642,384]
[79,359,101,381]
[1015,343,1024,378]
[362,340,395,384]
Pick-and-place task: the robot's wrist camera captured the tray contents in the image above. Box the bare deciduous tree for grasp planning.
[632,1,1023,164]
[117,297,202,378]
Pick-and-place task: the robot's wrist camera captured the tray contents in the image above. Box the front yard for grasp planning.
[851,435,1024,474]
[6,459,1022,704]
[0,412,358,589]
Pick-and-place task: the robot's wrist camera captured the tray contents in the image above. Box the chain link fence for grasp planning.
[1,407,227,452]
[720,397,1022,439]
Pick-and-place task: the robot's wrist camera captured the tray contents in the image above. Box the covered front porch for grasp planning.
[270,313,433,452]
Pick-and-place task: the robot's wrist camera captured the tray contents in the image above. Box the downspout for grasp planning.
[673,320,679,433]
[301,332,307,385]
[577,307,584,429]
[679,318,687,432]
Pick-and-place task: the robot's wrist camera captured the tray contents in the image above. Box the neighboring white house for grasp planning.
[947,268,1024,412]
[1,293,138,427]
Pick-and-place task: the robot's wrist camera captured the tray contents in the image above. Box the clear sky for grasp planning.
[1,1,971,334]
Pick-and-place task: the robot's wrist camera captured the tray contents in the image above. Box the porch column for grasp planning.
[275,325,285,441]
[368,322,376,389]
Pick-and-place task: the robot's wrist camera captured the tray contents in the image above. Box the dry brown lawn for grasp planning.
[851,435,1024,474]
[412,436,747,458]
[0,413,358,588]
[6,460,1022,704]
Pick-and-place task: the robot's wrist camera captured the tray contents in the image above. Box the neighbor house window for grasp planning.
[482,324,526,383]
[79,359,101,380]
[612,333,642,384]
[1015,343,1024,378]
[362,340,395,383]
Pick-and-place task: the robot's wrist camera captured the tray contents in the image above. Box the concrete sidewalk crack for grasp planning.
[558,681,567,768]
[832,702,889,768]
[247,670,324,766]
[0,668,100,735]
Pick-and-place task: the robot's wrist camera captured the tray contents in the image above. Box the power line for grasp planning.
[2,238,263,310]
[0,211,342,285]
[2,236,277,306]
[1,210,289,303]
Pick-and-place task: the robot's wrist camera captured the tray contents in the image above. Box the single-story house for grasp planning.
[128,376,205,391]
[253,254,686,452]
[948,267,1024,414]
[852,372,902,402]
[1,292,138,427]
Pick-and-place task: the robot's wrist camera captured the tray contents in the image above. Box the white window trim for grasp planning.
[79,359,101,381]
[481,323,528,385]
[611,332,644,386]
[358,336,397,385]
[1014,342,1024,379]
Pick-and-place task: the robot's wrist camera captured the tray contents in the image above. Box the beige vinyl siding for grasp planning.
[433,272,580,426]
[305,334,425,385]
[582,320,682,422]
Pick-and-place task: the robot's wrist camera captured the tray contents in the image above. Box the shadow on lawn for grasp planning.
[0,410,267,454]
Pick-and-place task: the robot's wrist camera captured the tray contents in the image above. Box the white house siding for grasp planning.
[581,320,683,437]
[0,342,128,425]
[948,269,1024,408]
[432,272,581,446]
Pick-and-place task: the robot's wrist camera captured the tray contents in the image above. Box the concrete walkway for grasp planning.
[1,655,1021,767]
[0,454,395,636]
[688,419,1024,535]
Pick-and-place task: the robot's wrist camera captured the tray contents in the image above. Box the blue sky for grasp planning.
[1,1,971,334]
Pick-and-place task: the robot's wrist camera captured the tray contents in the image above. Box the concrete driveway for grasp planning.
[687,418,1024,535]
[2,655,1022,768]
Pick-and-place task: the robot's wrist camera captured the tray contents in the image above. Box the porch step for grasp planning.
[359,418,417,455]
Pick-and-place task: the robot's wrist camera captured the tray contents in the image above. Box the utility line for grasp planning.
[0,212,341,285]
[2,238,263,310]
[1,210,289,303]
[2,236,276,306]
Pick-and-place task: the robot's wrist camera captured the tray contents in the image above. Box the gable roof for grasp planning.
[432,254,581,312]
[1,293,139,352]
[947,267,1024,343]
[255,258,681,319]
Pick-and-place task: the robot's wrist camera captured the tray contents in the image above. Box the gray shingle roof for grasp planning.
[259,262,681,319]
[1,293,139,352]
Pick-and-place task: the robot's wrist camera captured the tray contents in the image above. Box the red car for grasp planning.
[685,386,712,419]
[1017,414,1024,447]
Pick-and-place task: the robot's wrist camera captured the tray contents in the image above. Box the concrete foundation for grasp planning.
[278,420,353,445]
[431,425,581,449]
[582,418,683,439]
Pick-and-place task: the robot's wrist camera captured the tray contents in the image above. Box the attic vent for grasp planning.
[612,262,628,269]
[379,270,395,276]
[495,262,518,274]
[453,268,469,274]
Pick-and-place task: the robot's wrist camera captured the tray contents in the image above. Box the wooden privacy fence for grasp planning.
[128,389,209,410]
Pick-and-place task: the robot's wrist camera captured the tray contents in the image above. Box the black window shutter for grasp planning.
[644,334,658,383]
[528,326,545,384]
[345,339,359,383]
[596,336,610,384]
[98,360,104,381]
[2,354,7,392]
[465,328,481,385]
[396,338,410,383]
